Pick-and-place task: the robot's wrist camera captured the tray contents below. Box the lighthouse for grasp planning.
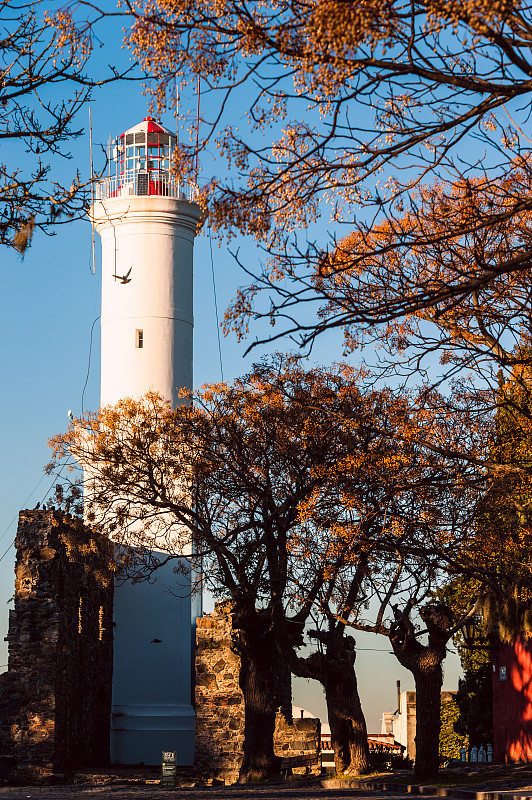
[90,116,202,766]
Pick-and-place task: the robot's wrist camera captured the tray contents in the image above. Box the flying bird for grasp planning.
[113,266,132,284]
[151,638,162,644]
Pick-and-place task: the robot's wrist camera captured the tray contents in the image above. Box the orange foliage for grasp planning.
[223,162,532,393]
[324,162,532,365]
[121,0,530,247]
[48,359,486,624]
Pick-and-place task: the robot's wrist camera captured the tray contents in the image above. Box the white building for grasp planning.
[381,689,417,760]
[381,688,459,763]
[90,116,202,766]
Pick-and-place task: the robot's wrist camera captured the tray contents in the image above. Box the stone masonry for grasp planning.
[194,602,320,784]
[0,510,114,782]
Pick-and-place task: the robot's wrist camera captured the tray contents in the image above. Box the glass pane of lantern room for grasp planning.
[136,146,146,169]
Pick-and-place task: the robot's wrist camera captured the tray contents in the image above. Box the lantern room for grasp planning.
[97,116,196,201]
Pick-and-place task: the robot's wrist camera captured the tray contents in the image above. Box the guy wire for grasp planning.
[209,226,224,382]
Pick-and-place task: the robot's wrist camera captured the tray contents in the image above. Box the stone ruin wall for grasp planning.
[194,602,321,784]
[0,510,114,782]
[0,514,319,785]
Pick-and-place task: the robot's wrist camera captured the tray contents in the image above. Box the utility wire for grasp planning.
[209,228,224,382]
[0,471,48,549]
[81,315,100,414]
[0,457,76,567]
[357,647,457,654]
[0,540,15,566]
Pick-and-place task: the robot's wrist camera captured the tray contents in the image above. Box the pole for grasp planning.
[89,106,96,275]
[195,75,200,183]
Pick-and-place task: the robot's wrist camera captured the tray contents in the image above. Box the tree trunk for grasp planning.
[325,660,371,775]
[389,603,452,781]
[290,630,371,775]
[237,619,291,782]
[412,663,443,780]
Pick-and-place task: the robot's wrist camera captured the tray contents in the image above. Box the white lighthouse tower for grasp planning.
[91,116,202,766]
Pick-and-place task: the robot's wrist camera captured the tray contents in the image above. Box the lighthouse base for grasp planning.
[111,704,195,765]
[110,556,199,766]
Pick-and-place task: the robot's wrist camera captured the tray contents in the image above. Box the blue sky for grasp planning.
[0,13,462,732]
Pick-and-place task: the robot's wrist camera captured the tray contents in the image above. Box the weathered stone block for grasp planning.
[194,602,320,783]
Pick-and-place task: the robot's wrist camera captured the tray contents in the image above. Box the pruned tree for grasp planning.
[50,356,491,779]
[0,1,135,253]
[281,544,437,776]
[310,427,481,779]
[389,601,454,777]
[50,361,367,780]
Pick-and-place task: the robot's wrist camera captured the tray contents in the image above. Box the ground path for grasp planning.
[3,767,532,800]
[0,788,432,800]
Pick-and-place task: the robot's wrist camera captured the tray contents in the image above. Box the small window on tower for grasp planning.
[136,329,144,349]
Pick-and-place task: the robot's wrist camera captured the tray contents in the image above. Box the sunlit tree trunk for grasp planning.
[411,663,444,779]
[390,602,452,780]
[291,629,371,775]
[325,656,371,774]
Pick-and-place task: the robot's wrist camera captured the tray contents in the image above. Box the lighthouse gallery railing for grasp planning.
[95,172,199,202]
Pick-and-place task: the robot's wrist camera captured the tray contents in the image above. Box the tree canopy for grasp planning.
[50,358,489,778]
[122,1,532,450]
[0,1,134,253]
[123,0,532,265]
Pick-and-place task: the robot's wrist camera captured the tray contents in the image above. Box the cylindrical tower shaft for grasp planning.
[95,196,201,407]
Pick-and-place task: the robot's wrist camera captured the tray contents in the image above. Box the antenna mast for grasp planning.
[89,106,96,275]
[175,75,180,146]
[195,75,200,183]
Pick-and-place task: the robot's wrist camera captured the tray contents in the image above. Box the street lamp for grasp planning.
[463,616,476,648]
